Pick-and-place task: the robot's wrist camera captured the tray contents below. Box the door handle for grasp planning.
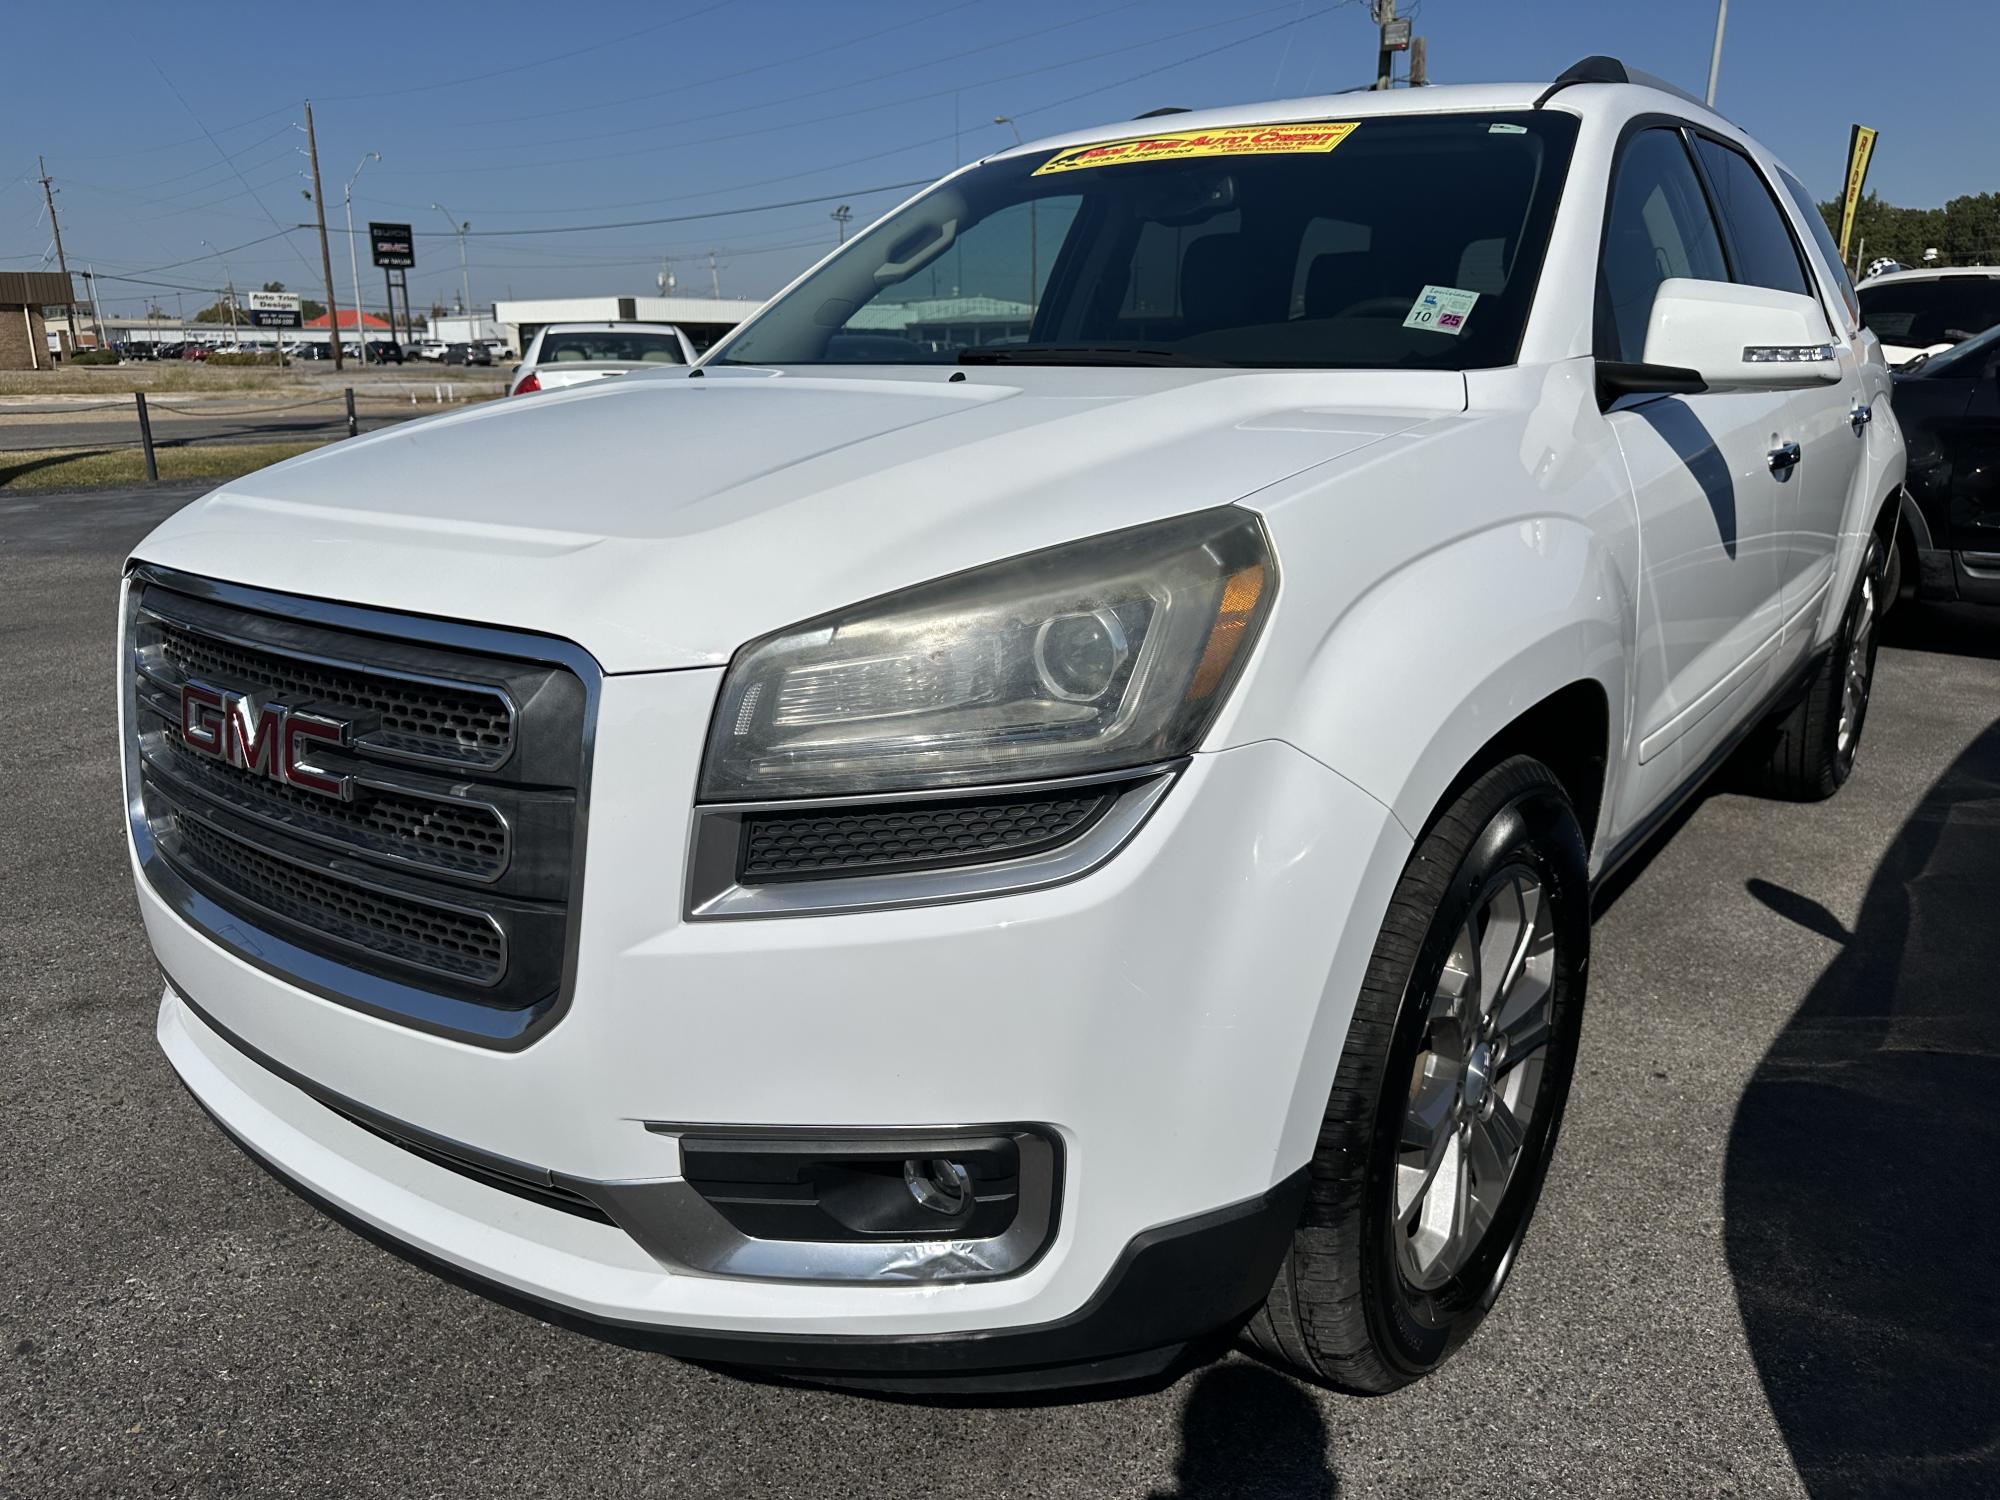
[1850,403,1873,434]
[1767,441,1802,477]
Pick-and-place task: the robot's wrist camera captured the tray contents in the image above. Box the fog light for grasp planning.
[903,1157,974,1219]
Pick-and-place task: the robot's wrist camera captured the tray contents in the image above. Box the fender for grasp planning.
[1250,519,1627,847]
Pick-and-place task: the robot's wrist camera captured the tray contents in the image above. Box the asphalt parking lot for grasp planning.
[3,485,1996,1500]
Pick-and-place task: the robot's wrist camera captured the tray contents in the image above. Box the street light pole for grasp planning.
[344,152,380,364]
[201,240,240,351]
[1705,0,1727,107]
[431,201,471,324]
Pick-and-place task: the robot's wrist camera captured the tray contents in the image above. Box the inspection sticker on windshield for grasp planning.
[1403,285,1480,335]
[1033,121,1358,175]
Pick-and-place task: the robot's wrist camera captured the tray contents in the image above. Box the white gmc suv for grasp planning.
[122,58,1903,1395]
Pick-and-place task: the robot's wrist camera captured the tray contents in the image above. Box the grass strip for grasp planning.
[0,442,323,491]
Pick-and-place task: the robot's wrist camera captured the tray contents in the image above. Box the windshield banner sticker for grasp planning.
[1403,285,1480,335]
[1032,122,1358,176]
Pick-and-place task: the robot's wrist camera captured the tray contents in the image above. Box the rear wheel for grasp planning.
[1248,757,1589,1393]
[1741,533,1885,801]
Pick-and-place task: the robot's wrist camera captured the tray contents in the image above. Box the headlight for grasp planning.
[699,508,1275,799]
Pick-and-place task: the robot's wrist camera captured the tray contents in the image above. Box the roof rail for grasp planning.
[1534,55,1706,110]
[1133,106,1190,119]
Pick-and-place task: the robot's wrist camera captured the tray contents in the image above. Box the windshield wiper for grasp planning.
[957,344,1229,367]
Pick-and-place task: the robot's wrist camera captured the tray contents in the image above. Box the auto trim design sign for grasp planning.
[1033,121,1358,175]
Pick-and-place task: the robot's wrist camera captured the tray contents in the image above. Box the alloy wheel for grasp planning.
[1837,565,1877,759]
[1394,866,1557,1291]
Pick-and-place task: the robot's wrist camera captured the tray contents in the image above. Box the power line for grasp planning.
[463,0,983,129]
[414,0,1157,162]
[307,2,1337,245]
[306,181,932,240]
[146,57,321,284]
[316,2,729,103]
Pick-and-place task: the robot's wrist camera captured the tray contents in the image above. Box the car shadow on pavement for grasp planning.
[1145,1361,1338,1499]
[1723,712,2000,1499]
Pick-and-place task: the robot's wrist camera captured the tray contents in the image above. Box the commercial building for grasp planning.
[1,271,80,368]
[492,294,764,355]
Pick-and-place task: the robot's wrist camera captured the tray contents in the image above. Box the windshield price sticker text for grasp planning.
[1403,285,1481,336]
[1033,122,1359,176]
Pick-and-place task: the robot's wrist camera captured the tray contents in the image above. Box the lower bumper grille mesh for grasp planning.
[739,788,1111,882]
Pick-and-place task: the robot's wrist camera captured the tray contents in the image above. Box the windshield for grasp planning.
[716,112,1577,370]
[537,330,684,364]
[1859,277,2000,347]
[1908,319,2000,378]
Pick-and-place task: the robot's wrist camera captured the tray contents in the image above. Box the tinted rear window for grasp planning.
[537,332,684,364]
[1859,278,2000,347]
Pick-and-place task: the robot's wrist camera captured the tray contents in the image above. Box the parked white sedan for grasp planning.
[507,321,695,395]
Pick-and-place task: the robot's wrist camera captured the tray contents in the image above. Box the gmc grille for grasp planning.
[124,567,596,1046]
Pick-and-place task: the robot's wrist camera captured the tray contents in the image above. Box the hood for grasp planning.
[131,364,1463,673]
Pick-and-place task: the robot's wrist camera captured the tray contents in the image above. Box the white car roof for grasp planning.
[535,322,686,335]
[1857,266,2000,287]
[987,76,1738,162]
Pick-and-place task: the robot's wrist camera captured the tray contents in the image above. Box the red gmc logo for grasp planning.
[179,681,354,801]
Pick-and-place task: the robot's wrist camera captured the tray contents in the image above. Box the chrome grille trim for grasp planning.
[138,727,513,884]
[123,564,603,1050]
[151,785,510,986]
[140,590,519,771]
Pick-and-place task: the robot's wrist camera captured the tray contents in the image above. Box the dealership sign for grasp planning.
[246,290,302,329]
[369,222,415,269]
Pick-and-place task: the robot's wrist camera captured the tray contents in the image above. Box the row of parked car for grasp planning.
[103,338,512,366]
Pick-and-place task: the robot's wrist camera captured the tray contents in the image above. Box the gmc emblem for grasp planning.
[178,680,354,801]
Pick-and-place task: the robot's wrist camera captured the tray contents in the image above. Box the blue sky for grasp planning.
[5,0,1994,315]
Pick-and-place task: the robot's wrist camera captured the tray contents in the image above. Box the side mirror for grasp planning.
[1643,278,1839,388]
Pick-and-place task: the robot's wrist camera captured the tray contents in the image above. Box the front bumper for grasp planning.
[143,675,1411,1384]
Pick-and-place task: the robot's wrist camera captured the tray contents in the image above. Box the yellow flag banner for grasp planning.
[1838,124,1877,263]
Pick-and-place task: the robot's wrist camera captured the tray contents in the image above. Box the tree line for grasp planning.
[1819,191,2000,271]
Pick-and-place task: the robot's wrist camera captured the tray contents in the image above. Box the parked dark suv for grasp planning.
[364,340,404,365]
[443,341,492,366]
[1890,322,2000,607]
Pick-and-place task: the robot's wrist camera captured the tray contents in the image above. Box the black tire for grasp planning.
[1881,524,1907,616]
[1247,756,1590,1393]
[1740,532,1885,802]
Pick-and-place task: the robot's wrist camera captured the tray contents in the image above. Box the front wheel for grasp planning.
[1248,756,1590,1393]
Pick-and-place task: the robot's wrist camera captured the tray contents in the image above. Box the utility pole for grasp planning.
[1370,0,1406,90]
[708,249,720,299]
[37,156,81,355]
[304,103,346,372]
[1704,0,1727,106]
[203,240,241,350]
[1409,35,1427,86]
[830,204,852,243]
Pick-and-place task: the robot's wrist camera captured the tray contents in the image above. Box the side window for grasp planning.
[1691,137,1810,298]
[1597,128,1729,364]
[1778,166,1861,327]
